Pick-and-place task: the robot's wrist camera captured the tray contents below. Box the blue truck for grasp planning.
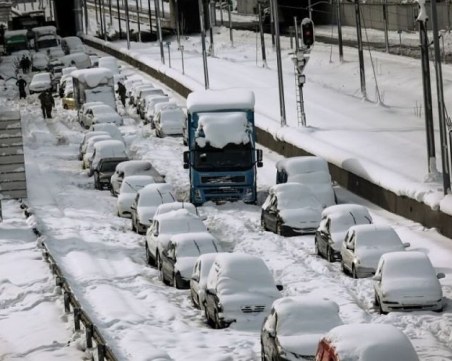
[183,89,263,205]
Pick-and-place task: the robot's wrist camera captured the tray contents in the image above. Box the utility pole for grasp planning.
[336,0,343,62]
[272,0,286,126]
[269,0,275,48]
[136,0,141,42]
[117,0,122,38]
[431,0,451,193]
[108,0,113,26]
[198,0,209,88]
[417,0,437,177]
[354,0,366,98]
[209,0,215,56]
[227,0,233,46]
[147,0,153,34]
[155,0,165,63]
[258,2,267,67]
[383,0,389,52]
[125,0,131,49]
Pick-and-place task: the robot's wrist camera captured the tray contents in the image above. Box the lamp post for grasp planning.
[116,0,122,38]
[198,0,209,89]
[155,0,165,64]
[125,0,131,49]
[272,0,286,126]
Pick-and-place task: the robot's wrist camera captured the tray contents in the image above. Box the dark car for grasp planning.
[160,232,219,289]
[314,204,372,262]
[93,157,129,190]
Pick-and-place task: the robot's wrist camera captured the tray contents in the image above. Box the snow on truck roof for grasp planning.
[186,89,255,113]
[196,112,251,149]
[71,67,113,87]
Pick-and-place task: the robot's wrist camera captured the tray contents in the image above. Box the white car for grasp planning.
[261,296,343,361]
[78,130,110,160]
[340,224,410,278]
[130,183,176,234]
[82,134,112,169]
[130,83,154,106]
[190,253,222,310]
[204,253,282,329]
[61,36,85,54]
[110,160,161,197]
[315,204,372,262]
[261,183,323,236]
[47,47,65,61]
[138,89,166,119]
[90,123,125,144]
[98,56,120,74]
[152,201,199,220]
[160,232,220,289]
[144,95,169,125]
[80,104,123,129]
[32,53,49,71]
[78,101,104,124]
[373,251,445,314]
[116,175,155,218]
[90,139,128,176]
[154,105,186,137]
[145,209,207,268]
[29,72,53,94]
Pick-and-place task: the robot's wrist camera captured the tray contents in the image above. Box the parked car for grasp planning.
[78,130,110,160]
[145,209,207,268]
[77,101,104,123]
[89,123,125,144]
[315,323,420,361]
[190,253,221,310]
[79,104,123,129]
[138,89,165,119]
[314,204,372,262]
[116,175,155,218]
[160,232,220,289]
[82,134,112,169]
[93,157,129,190]
[61,36,85,54]
[261,296,343,361]
[46,47,65,61]
[98,56,119,74]
[143,95,169,125]
[130,184,176,234]
[261,183,324,236]
[151,201,199,220]
[29,72,53,94]
[276,156,336,207]
[154,105,186,137]
[110,160,162,197]
[124,78,143,100]
[62,87,76,110]
[204,253,282,329]
[89,139,128,176]
[130,83,153,106]
[373,251,445,314]
[31,52,49,71]
[340,224,410,278]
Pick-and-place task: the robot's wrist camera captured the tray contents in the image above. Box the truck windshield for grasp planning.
[193,143,253,172]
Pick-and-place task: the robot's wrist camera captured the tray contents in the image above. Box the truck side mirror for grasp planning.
[183,151,189,169]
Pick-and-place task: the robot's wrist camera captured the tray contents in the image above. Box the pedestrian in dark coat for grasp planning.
[117,81,126,107]
[38,90,55,119]
[24,57,31,73]
[16,76,27,99]
[20,55,27,73]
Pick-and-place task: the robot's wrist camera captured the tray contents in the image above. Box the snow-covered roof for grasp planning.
[349,224,402,247]
[195,112,251,149]
[62,66,77,75]
[288,171,331,185]
[380,251,436,278]
[5,29,28,37]
[324,324,419,361]
[321,204,371,219]
[153,201,196,217]
[71,67,114,87]
[122,175,155,188]
[115,160,153,173]
[62,36,82,46]
[155,209,207,234]
[32,25,57,35]
[276,156,329,174]
[269,183,322,210]
[170,232,219,256]
[91,104,116,115]
[90,123,124,143]
[187,89,255,113]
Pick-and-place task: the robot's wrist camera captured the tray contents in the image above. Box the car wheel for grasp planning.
[376,295,387,315]
[204,305,215,327]
[352,265,358,279]
[145,244,154,266]
[314,241,320,256]
[161,269,169,285]
[156,253,162,270]
[276,222,283,236]
[327,246,335,262]
[260,215,266,230]
[173,272,181,289]
[214,309,223,329]
[94,173,100,190]
[131,217,137,232]
[340,261,346,274]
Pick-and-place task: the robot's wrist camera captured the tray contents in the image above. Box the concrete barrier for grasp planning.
[84,37,452,239]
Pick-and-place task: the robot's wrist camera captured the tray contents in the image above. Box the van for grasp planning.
[315,324,419,361]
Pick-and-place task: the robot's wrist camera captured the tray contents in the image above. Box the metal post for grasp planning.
[272,0,286,126]
[117,0,123,38]
[136,0,142,42]
[418,9,437,175]
[258,3,267,67]
[383,0,389,52]
[97,344,106,361]
[431,0,451,193]
[147,0,153,34]
[86,324,93,349]
[125,0,131,49]
[220,0,224,25]
[74,0,83,35]
[294,16,299,53]
[180,45,185,74]
[166,42,171,67]
[209,0,215,56]
[270,0,275,48]
[198,0,209,89]
[228,1,233,46]
[175,0,181,46]
[74,308,81,331]
[155,0,165,63]
[94,0,100,26]
[308,0,312,20]
[336,0,343,61]
[84,0,89,34]
[108,0,113,25]
[354,0,366,98]
[100,0,107,40]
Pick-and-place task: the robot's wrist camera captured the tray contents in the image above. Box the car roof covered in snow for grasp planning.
[276,156,329,174]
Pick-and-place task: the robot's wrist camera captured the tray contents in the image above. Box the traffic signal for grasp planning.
[301,18,314,48]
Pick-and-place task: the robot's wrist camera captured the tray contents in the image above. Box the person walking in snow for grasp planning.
[117,80,126,107]
[38,90,55,119]
[16,76,27,99]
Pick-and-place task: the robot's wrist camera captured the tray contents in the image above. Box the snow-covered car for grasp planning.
[204,253,282,329]
[90,123,125,143]
[29,72,53,94]
[151,201,199,220]
[276,156,336,207]
[261,296,343,361]
[340,224,410,278]
[373,251,445,314]
[138,89,165,119]
[154,105,186,137]
[316,323,420,361]
[82,134,112,169]
[61,36,85,54]
[130,183,176,234]
[98,56,120,74]
[314,204,372,262]
[143,95,169,125]
[61,87,75,110]
[124,78,143,100]
[31,52,49,71]
[90,139,128,176]
[77,101,104,123]
[78,130,110,160]
[79,104,123,129]
[132,84,155,107]
[46,47,65,61]
[145,209,207,268]
[261,183,324,236]
[116,175,155,218]
[160,232,220,289]
[190,253,222,310]
[93,157,129,190]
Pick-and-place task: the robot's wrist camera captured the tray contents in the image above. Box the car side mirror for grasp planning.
[268,329,276,338]
[437,272,446,279]
[276,284,283,291]
[372,275,381,282]
[191,275,199,282]
[183,151,189,169]
[206,288,215,295]
[130,205,136,210]
[403,242,410,248]
[347,244,354,251]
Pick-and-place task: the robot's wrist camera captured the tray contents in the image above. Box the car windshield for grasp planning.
[159,218,206,235]
[175,240,218,258]
[193,143,253,172]
[139,191,174,207]
[161,110,184,123]
[92,106,115,115]
[99,160,121,172]
[383,257,433,279]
